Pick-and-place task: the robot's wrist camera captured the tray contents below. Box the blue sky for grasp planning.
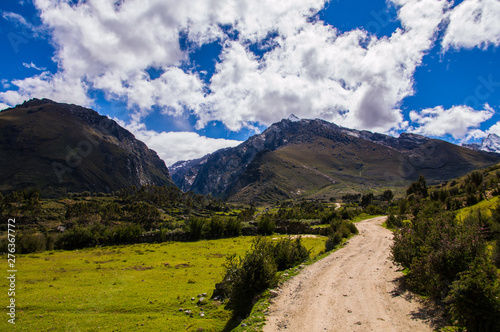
[1,0,499,165]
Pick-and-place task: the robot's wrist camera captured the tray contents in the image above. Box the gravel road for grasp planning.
[264,216,434,332]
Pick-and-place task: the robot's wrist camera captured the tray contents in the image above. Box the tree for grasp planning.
[360,193,374,207]
[406,175,428,198]
[381,190,394,202]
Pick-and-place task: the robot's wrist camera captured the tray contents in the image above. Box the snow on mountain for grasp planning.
[481,133,500,153]
[464,134,500,153]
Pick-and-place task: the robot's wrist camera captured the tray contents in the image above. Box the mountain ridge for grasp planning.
[172,116,500,203]
[0,98,173,195]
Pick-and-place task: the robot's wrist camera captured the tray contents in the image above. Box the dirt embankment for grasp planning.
[264,217,437,332]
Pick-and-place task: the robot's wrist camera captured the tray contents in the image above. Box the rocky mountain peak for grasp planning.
[463,133,500,154]
[482,133,500,153]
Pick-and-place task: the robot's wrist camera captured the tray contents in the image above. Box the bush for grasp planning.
[187,217,205,240]
[347,222,359,235]
[207,216,225,239]
[258,214,275,235]
[55,225,96,250]
[446,261,500,332]
[225,218,242,237]
[223,237,277,312]
[391,213,488,299]
[386,213,402,229]
[220,236,310,313]
[273,237,310,270]
[325,232,342,252]
[17,232,47,253]
[493,241,500,268]
[325,220,358,252]
[112,223,142,244]
[364,204,384,215]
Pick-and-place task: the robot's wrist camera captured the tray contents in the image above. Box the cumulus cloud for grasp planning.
[443,0,500,50]
[409,104,495,139]
[486,122,500,137]
[0,103,11,111]
[0,71,91,107]
[201,0,450,133]
[0,0,452,134]
[120,121,242,166]
[1,0,497,159]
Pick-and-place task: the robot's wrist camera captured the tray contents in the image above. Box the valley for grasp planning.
[0,100,500,331]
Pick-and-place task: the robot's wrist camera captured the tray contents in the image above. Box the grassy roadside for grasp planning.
[0,235,326,332]
[236,232,360,331]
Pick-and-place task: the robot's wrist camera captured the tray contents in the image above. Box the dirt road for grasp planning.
[264,217,433,332]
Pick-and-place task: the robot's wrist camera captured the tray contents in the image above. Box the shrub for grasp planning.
[258,214,275,235]
[386,213,402,229]
[223,237,277,312]
[391,213,488,299]
[273,237,310,270]
[346,222,359,235]
[17,232,47,253]
[364,204,384,215]
[220,236,311,313]
[446,261,500,332]
[325,220,357,252]
[112,223,142,244]
[225,218,242,237]
[493,241,500,268]
[325,232,342,252]
[55,225,96,250]
[187,217,205,240]
[207,216,225,239]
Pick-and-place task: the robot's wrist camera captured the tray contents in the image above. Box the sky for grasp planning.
[0,0,499,166]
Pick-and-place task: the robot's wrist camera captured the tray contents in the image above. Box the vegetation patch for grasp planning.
[0,235,326,331]
[390,173,500,331]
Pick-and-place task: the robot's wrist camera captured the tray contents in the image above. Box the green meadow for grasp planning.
[455,195,499,220]
[1,235,326,331]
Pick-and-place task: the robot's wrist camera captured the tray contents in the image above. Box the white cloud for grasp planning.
[443,0,500,50]
[1,11,45,37]
[3,0,493,144]
[120,121,242,166]
[1,0,328,116]
[487,122,500,137]
[23,62,46,71]
[409,104,494,139]
[201,0,449,133]
[0,71,91,107]
[2,11,34,29]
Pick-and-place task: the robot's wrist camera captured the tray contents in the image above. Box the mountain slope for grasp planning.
[172,118,500,203]
[0,99,173,195]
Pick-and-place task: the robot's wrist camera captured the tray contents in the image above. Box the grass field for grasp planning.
[1,235,326,331]
[456,196,499,220]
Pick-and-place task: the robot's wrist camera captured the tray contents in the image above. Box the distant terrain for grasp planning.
[172,115,500,203]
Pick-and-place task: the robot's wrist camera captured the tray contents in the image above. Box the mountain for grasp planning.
[171,117,500,203]
[464,133,500,153]
[0,99,173,195]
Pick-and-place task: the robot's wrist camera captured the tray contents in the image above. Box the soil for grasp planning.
[264,217,439,332]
